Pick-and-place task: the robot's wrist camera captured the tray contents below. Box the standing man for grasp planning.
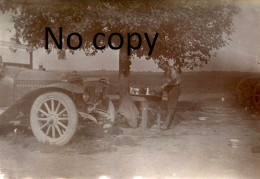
[0,55,5,78]
[156,59,181,130]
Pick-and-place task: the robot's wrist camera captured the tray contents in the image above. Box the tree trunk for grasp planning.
[119,47,131,101]
[118,48,139,128]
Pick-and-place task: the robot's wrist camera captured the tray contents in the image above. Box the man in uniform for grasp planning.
[156,59,181,130]
[0,55,5,78]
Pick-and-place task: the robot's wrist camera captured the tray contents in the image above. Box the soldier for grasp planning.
[156,59,181,130]
[0,55,5,78]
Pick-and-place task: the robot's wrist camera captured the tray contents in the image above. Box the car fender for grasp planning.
[0,83,84,125]
[46,83,84,94]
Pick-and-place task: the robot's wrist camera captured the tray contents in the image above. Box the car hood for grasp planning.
[15,69,66,81]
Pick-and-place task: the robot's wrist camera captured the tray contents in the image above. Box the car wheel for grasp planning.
[30,92,78,146]
[235,77,259,107]
[253,83,260,111]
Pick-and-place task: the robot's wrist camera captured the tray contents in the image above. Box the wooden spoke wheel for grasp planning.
[30,92,78,146]
[253,83,260,111]
[235,77,260,107]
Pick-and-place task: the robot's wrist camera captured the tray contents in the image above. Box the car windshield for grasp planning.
[0,41,32,68]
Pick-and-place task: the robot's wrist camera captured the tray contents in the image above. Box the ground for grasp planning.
[0,72,260,179]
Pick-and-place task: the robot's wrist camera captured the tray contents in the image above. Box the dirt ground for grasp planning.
[0,94,259,179]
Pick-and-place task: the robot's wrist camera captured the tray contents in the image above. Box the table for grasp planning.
[130,95,149,129]
[108,94,161,129]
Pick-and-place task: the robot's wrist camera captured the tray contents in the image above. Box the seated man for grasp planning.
[155,60,181,130]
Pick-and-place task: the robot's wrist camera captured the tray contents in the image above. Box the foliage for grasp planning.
[0,0,239,71]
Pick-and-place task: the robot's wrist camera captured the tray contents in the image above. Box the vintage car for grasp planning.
[0,58,115,146]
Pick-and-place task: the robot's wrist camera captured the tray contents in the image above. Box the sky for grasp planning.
[205,0,260,72]
[0,0,260,72]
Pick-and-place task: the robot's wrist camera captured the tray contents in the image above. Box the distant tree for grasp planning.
[0,0,238,91]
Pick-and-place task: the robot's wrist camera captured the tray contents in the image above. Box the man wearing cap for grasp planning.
[156,59,181,130]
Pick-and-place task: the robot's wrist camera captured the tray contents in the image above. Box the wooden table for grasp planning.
[130,95,149,129]
[108,94,161,129]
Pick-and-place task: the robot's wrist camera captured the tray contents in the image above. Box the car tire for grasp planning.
[30,92,78,146]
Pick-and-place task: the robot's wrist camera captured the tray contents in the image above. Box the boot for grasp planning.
[160,110,174,130]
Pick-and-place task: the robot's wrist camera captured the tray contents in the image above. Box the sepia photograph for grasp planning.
[0,0,259,178]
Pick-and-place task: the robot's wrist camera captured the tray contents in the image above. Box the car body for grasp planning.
[0,62,115,146]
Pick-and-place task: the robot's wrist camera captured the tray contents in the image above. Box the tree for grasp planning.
[0,0,238,88]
